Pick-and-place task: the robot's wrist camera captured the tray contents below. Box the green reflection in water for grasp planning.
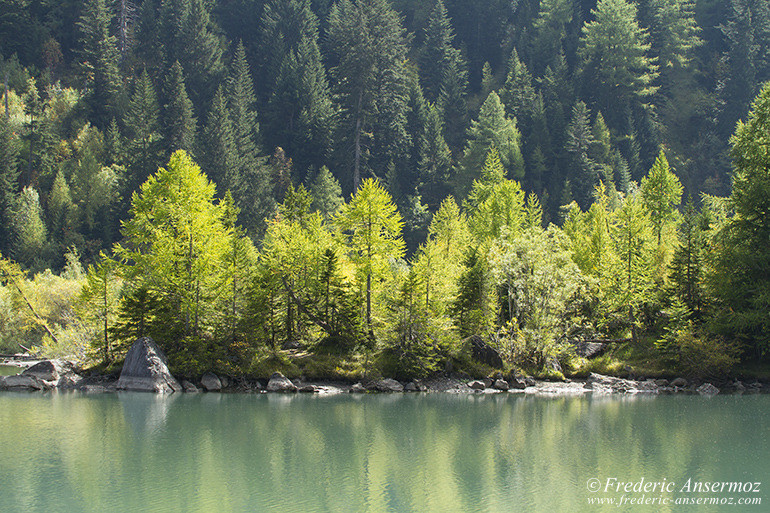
[0,392,767,513]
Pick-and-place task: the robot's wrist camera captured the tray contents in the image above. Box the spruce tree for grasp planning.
[77,0,121,129]
[124,70,163,198]
[0,116,19,253]
[454,92,523,199]
[579,0,659,127]
[500,49,536,123]
[438,57,469,155]
[326,0,412,192]
[309,166,343,222]
[163,61,197,156]
[227,42,274,239]
[532,0,574,75]
[266,34,335,175]
[420,0,467,104]
[565,101,598,210]
[417,103,452,210]
[201,86,237,192]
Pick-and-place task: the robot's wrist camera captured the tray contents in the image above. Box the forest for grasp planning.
[0,0,769,380]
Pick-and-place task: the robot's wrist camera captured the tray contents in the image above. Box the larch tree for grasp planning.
[336,178,405,329]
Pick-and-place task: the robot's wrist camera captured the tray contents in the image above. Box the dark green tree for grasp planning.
[201,86,237,191]
[0,116,20,253]
[709,83,770,357]
[417,103,452,210]
[326,0,412,192]
[124,70,163,197]
[77,0,121,128]
[420,0,467,104]
[163,61,197,156]
[451,246,492,338]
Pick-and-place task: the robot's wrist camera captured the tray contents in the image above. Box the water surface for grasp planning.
[0,392,766,513]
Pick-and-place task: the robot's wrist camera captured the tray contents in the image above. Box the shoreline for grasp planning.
[1,359,768,397]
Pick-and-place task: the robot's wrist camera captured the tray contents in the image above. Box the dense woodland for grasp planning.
[0,0,769,379]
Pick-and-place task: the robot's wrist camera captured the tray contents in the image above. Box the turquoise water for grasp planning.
[0,392,766,513]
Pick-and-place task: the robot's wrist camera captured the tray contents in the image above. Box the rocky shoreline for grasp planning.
[1,362,767,397]
[2,338,767,397]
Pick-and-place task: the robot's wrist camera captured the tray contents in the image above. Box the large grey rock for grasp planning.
[23,360,59,381]
[182,380,200,393]
[494,379,510,391]
[697,383,719,396]
[350,383,366,393]
[0,374,46,390]
[468,380,486,390]
[670,377,688,388]
[575,341,608,359]
[116,337,181,393]
[266,372,298,392]
[370,378,404,392]
[469,335,504,369]
[201,373,222,391]
[584,373,659,394]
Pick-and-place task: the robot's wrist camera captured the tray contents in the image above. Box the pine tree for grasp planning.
[454,92,523,199]
[309,166,343,222]
[227,41,274,239]
[124,70,163,197]
[438,57,469,154]
[163,61,197,156]
[266,34,336,175]
[0,116,20,253]
[421,0,467,104]
[566,101,598,210]
[500,48,535,122]
[77,0,121,128]
[579,0,659,126]
[201,86,237,191]
[417,104,452,209]
[326,0,412,192]
[648,0,702,71]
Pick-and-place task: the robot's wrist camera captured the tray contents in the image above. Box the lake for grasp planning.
[0,391,766,513]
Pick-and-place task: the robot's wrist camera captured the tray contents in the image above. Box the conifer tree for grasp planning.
[47,170,75,243]
[532,0,574,75]
[201,86,237,192]
[566,101,598,210]
[77,0,121,128]
[454,92,523,199]
[579,0,659,126]
[417,104,452,209]
[0,116,20,253]
[438,57,469,154]
[640,150,683,246]
[309,166,343,222]
[266,34,335,175]
[421,0,467,104]
[11,186,49,270]
[500,49,535,123]
[124,70,163,197]
[326,0,412,192]
[163,61,197,156]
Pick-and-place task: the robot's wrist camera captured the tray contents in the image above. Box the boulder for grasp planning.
[370,378,404,392]
[524,377,536,387]
[266,372,298,392]
[404,380,428,392]
[468,380,486,390]
[697,383,719,396]
[508,376,527,389]
[201,373,222,392]
[116,337,182,393]
[299,385,318,393]
[182,380,200,393]
[350,382,367,393]
[654,379,670,387]
[0,374,46,390]
[22,360,59,381]
[468,335,504,369]
[575,341,608,359]
[670,377,688,388]
[494,379,510,391]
